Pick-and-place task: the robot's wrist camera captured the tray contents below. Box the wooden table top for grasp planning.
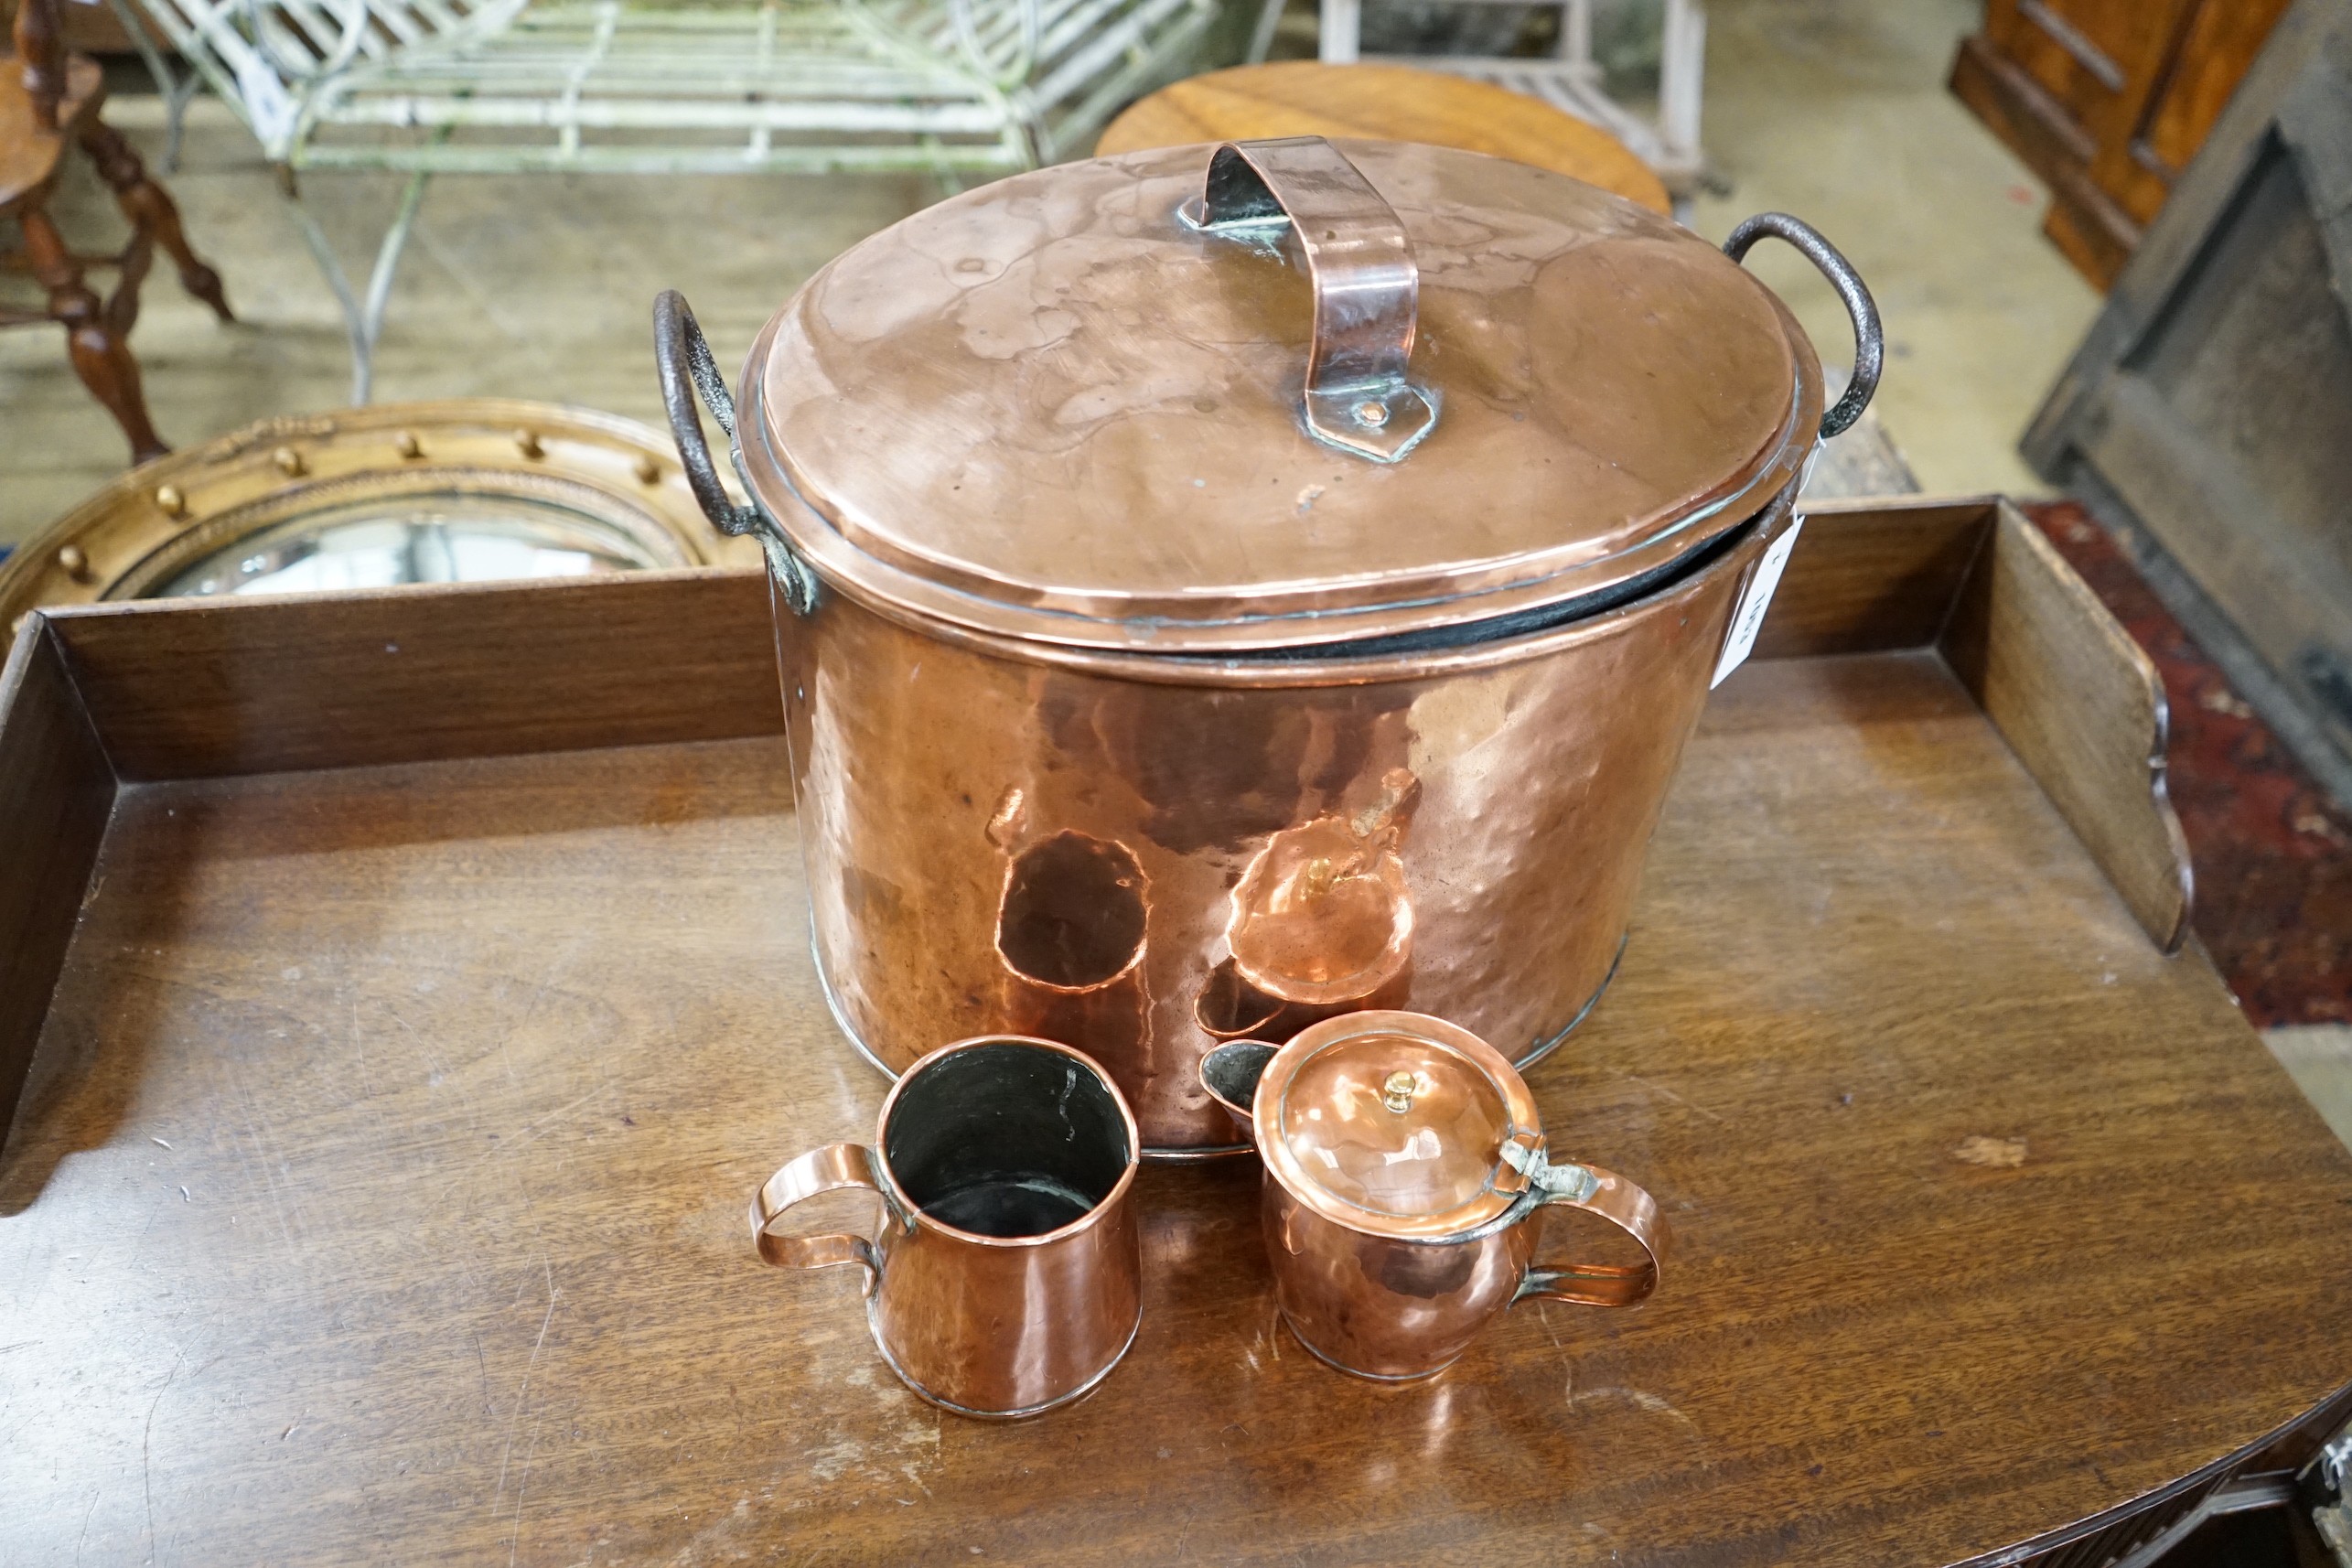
[1095,59,1673,214]
[1,502,2348,1564]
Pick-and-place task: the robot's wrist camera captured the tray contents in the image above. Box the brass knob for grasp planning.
[56,544,91,582]
[153,484,188,518]
[393,430,423,459]
[1381,1070,1417,1113]
[271,446,306,478]
[514,429,545,460]
[633,453,662,485]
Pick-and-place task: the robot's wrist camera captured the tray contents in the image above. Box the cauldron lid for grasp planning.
[738,137,1820,654]
[1252,1011,1541,1240]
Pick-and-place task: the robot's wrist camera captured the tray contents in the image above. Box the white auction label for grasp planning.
[1710,517,1805,689]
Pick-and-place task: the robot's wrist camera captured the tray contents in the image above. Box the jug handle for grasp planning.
[1180,138,1436,464]
[751,1143,886,1296]
[1723,213,1882,441]
[1509,1162,1669,1309]
[652,289,821,613]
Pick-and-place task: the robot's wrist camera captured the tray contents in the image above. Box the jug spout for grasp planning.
[1199,1041,1277,1126]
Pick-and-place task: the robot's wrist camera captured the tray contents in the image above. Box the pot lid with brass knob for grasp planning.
[735,135,1834,656]
[1207,1010,1565,1241]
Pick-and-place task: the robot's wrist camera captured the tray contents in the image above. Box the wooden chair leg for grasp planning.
[20,205,170,465]
[76,117,233,323]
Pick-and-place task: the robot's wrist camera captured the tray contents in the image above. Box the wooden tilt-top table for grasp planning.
[1096,59,1673,213]
[0,497,2348,1564]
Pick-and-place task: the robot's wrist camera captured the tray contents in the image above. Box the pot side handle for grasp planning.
[651,289,820,613]
[1723,213,1883,441]
[750,1143,886,1296]
[1509,1162,1669,1309]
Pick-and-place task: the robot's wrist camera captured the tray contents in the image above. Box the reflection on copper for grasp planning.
[995,830,1148,993]
[1227,768,1418,1008]
[1013,978,1151,1118]
[985,784,1027,852]
[1196,955,1416,1067]
[1195,958,1286,1042]
[751,1036,1144,1419]
[990,826,1156,1119]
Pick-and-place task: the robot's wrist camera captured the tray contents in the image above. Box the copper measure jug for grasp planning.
[1201,1012,1666,1380]
[657,135,1880,1158]
[752,1036,1143,1418]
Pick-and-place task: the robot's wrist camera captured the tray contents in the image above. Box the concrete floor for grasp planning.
[4,4,2347,1123]
[1685,0,2101,499]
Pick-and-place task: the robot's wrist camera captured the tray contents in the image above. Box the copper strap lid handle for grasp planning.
[750,1143,886,1295]
[1181,137,1437,463]
[1500,1150,1670,1309]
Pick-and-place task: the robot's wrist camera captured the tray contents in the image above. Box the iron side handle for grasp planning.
[652,289,819,612]
[1724,213,1884,441]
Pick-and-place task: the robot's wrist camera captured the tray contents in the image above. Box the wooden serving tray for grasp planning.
[2,498,2347,1567]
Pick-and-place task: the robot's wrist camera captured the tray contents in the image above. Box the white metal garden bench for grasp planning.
[1287,0,1705,197]
[113,0,1219,399]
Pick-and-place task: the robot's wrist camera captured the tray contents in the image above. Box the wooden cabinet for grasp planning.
[1951,0,2293,287]
[2024,0,2352,804]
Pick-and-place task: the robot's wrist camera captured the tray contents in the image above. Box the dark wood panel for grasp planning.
[1988,0,2138,124]
[2096,0,2296,226]
[0,647,2346,1565]
[45,566,784,780]
[1952,31,2099,169]
[37,501,2010,781]
[1950,26,2144,288]
[1757,496,1994,659]
[2082,365,2352,766]
[2025,0,2337,456]
[1953,0,2290,290]
[2139,0,2297,181]
[1940,504,2192,951]
[0,617,115,1144]
[2024,0,2352,800]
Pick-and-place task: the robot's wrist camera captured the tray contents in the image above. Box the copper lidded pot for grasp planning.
[655,135,1881,1156]
[1200,1012,1666,1380]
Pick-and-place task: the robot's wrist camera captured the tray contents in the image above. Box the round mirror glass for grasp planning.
[154,494,672,598]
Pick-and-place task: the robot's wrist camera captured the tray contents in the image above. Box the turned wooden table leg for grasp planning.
[78,118,234,322]
[20,205,170,464]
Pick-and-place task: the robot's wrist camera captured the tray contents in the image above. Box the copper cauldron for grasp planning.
[1201,1012,1666,1380]
[654,136,1880,1156]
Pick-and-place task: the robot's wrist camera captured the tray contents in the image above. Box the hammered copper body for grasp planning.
[778,487,1789,1154]
[655,134,1880,1155]
[751,1036,1143,1418]
[1204,1013,1666,1380]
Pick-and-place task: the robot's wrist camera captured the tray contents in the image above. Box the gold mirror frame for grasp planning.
[0,399,752,645]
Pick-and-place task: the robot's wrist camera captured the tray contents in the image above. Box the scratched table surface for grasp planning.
[4,653,2351,1566]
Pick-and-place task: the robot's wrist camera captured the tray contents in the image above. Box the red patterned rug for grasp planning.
[2024,501,2352,1027]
